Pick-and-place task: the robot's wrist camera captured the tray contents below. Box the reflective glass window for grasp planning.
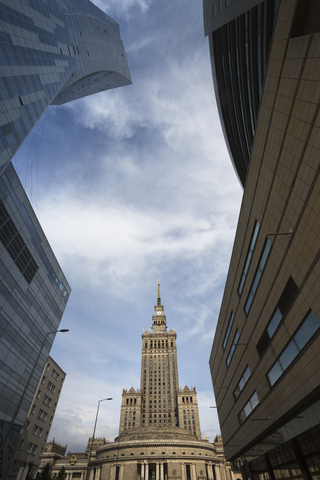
[238,222,260,294]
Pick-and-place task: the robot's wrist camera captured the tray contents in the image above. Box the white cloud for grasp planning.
[93,0,152,18]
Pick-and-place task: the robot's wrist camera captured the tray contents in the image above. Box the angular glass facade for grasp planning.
[205,0,280,186]
[0,163,70,478]
[0,0,131,172]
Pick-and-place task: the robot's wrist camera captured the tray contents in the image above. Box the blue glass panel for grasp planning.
[279,340,299,371]
[295,311,320,350]
[250,391,259,410]
[268,361,282,386]
[267,308,283,338]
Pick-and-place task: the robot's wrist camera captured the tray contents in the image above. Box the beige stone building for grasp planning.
[12,356,66,477]
[38,287,241,480]
[204,0,320,478]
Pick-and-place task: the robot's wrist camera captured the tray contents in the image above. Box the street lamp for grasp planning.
[1,328,69,477]
[86,398,113,480]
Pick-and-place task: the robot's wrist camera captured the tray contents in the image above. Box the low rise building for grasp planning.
[12,357,66,478]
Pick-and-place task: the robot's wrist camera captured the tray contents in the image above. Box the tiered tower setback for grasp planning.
[119,284,201,438]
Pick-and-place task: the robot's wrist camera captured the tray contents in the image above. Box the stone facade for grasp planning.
[12,356,66,477]
[39,431,239,480]
[38,287,242,479]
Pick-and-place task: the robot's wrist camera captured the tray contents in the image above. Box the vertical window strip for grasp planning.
[238,221,260,295]
[244,238,272,314]
[268,311,320,386]
[227,330,240,366]
[223,312,234,350]
[238,391,259,424]
[234,365,251,400]
[256,277,298,356]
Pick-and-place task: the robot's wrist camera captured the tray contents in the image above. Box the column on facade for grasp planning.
[207,464,214,480]
[141,463,145,480]
[220,464,227,480]
[228,467,234,480]
[160,463,164,480]
[181,463,186,480]
[96,467,101,480]
[89,469,94,480]
[192,464,196,480]
[214,465,221,480]
[119,464,124,480]
[145,462,149,480]
[156,463,160,480]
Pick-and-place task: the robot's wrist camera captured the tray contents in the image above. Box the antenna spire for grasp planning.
[157,282,161,305]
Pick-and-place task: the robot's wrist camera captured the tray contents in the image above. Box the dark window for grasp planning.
[245,238,271,313]
[257,277,298,356]
[238,391,259,424]
[227,330,240,366]
[186,464,191,480]
[234,365,251,400]
[0,200,38,283]
[238,221,260,294]
[223,312,234,350]
[268,311,320,386]
[115,466,120,480]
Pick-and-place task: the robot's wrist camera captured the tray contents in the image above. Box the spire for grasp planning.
[157,282,161,306]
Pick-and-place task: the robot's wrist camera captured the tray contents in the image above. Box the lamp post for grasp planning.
[86,398,113,480]
[1,328,69,477]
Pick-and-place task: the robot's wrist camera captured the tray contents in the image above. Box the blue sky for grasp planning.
[13,0,242,452]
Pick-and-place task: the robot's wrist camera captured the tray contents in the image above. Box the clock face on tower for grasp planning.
[157,311,161,315]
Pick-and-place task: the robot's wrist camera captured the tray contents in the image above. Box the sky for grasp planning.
[13,0,243,453]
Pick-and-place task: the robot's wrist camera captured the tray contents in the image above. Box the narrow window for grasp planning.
[268,311,320,386]
[245,238,271,314]
[238,391,259,424]
[238,221,260,294]
[223,312,234,350]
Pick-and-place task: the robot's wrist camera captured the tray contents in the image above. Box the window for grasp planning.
[238,222,260,294]
[238,391,259,424]
[222,312,234,350]
[47,382,55,393]
[38,409,47,421]
[234,366,251,400]
[26,443,37,455]
[257,277,299,356]
[115,466,120,480]
[268,311,320,386]
[43,395,52,406]
[245,238,271,314]
[32,425,43,437]
[226,330,240,366]
[0,200,38,283]
[51,369,59,380]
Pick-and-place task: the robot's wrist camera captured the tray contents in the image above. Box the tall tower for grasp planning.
[119,284,201,438]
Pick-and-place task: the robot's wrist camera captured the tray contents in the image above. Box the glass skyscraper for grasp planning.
[0,163,71,479]
[0,1,131,477]
[0,0,131,173]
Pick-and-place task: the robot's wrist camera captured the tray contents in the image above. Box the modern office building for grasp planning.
[205,0,320,478]
[203,0,280,186]
[0,0,131,173]
[38,286,239,480]
[11,356,66,478]
[0,163,70,478]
